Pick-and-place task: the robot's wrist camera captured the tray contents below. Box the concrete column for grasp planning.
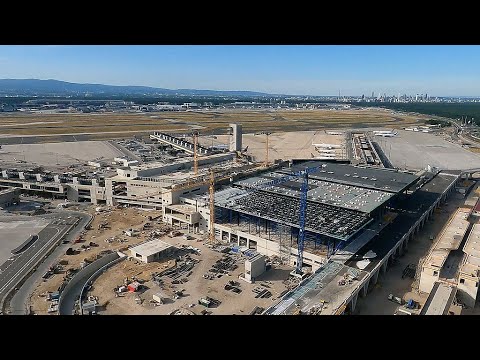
[360,280,369,297]
[18,172,25,180]
[350,294,358,313]
[73,177,78,184]
[372,270,379,285]
[54,175,60,183]
[92,179,98,186]
[1,170,8,178]
[35,174,43,182]
[397,244,404,256]
[381,261,388,274]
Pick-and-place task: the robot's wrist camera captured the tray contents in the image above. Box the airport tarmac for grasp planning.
[376,130,480,170]
[0,141,124,167]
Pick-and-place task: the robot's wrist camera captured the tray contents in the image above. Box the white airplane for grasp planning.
[373,130,398,137]
[326,131,344,135]
[312,143,342,149]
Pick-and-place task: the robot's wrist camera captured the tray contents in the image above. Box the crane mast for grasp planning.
[296,170,309,274]
[193,131,199,176]
[209,169,216,244]
[254,131,272,167]
[265,133,269,167]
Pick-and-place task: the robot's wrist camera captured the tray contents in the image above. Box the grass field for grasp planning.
[0,108,429,138]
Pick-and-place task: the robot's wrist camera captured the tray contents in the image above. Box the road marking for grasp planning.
[0,227,61,295]
[1,215,84,310]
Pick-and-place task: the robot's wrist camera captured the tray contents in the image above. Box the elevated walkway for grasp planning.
[150,132,211,155]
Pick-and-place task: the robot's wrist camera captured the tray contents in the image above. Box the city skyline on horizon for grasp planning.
[1,45,480,97]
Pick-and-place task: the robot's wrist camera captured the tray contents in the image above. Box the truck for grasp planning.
[388,293,404,305]
[198,297,212,308]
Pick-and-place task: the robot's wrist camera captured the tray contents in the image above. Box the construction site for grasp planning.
[2,113,480,316]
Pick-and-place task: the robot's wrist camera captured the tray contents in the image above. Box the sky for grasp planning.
[0,45,479,96]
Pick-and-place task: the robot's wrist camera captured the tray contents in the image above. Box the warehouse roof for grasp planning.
[235,173,393,213]
[284,161,419,193]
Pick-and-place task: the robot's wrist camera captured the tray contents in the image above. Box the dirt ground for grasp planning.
[90,233,291,315]
[29,204,291,315]
[354,192,467,315]
[29,206,164,314]
[204,130,347,163]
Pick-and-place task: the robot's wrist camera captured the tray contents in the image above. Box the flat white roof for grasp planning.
[460,223,480,278]
[424,283,456,315]
[130,239,173,257]
[425,208,470,268]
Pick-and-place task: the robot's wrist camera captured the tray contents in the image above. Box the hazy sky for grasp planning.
[0,45,479,96]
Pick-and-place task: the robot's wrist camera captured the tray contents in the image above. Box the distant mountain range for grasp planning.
[0,79,273,97]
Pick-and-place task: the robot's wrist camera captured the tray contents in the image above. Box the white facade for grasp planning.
[129,240,175,263]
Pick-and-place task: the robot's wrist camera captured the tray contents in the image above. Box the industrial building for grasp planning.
[266,169,461,314]
[417,184,480,309]
[129,239,176,263]
[205,161,420,271]
[420,282,460,315]
[419,207,471,294]
[456,223,480,307]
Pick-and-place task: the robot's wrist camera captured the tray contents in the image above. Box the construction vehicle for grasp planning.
[402,264,416,279]
[405,299,419,310]
[388,293,404,305]
[198,297,212,308]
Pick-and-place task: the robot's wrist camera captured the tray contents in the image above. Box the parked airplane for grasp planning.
[373,130,398,137]
[312,143,342,149]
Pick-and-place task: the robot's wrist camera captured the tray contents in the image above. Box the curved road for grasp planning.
[5,210,91,315]
[58,252,120,315]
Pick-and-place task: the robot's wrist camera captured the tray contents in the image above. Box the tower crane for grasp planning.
[193,130,199,176]
[208,169,216,244]
[234,163,323,274]
[254,131,272,167]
